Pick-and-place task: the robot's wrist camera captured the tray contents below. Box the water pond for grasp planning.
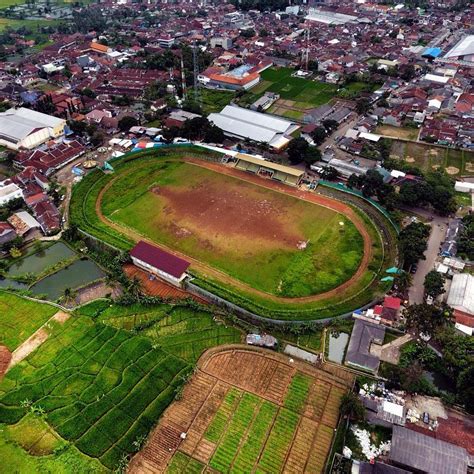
[328,331,349,364]
[7,242,75,277]
[30,259,105,300]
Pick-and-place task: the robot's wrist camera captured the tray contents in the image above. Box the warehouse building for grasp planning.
[444,35,474,63]
[208,105,300,149]
[234,153,304,186]
[389,426,468,474]
[130,241,190,287]
[0,108,66,150]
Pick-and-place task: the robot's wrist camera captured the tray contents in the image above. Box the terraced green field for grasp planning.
[94,302,242,362]
[0,298,241,471]
[0,291,57,350]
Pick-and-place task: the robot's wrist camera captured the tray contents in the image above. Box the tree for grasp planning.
[320,166,340,181]
[118,116,138,132]
[456,367,474,414]
[286,137,309,165]
[322,119,338,132]
[398,222,430,267]
[457,214,474,260]
[302,146,321,167]
[310,126,327,146]
[394,270,412,294]
[403,303,451,337]
[423,270,445,299]
[339,392,365,421]
[355,98,371,115]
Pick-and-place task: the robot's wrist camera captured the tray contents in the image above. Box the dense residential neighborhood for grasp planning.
[0,0,472,473]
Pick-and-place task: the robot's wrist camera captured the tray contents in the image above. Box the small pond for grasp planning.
[30,259,105,300]
[0,277,28,290]
[424,371,456,394]
[7,242,76,277]
[328,331,349,364]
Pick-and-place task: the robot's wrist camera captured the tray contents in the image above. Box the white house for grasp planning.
[0,183,23,206]
[130,241,190,287]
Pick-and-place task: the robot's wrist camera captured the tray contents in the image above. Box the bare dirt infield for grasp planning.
[128,346,353,474]
[96,159,373,304]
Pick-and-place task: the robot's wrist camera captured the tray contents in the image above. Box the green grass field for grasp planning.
[101,159,363,298]
[0,291,57,351]
[239,67,337,117]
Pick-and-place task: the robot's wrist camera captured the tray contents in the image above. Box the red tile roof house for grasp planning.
[130,241,190,287]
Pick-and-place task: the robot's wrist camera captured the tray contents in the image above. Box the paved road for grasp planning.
[408,214,448,305]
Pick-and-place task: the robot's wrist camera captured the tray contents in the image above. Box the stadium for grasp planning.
[70,146,397,321]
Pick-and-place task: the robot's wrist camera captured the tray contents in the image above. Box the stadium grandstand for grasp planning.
[234,153,305,186]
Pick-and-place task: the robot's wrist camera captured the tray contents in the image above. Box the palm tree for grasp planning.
[339,392,365,422]
[62,287,77,305]
[127,277,142,298]
[395,271,412,294]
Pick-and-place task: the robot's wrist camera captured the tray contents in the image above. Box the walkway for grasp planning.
[408,215,448,305]
[7,311,70,371]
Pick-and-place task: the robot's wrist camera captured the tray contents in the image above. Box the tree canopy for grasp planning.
[398,222,430,267]
[423,270,445,299]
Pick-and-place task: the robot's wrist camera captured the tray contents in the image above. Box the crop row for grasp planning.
[256,407,299,473]
[209,393,260,472]
[283,373,313,414]
[232,401,278,473]
[204,388,241,444]
[166,451,204,474]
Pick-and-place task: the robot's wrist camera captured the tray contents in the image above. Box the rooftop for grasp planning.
[345,319,385,373]
[389,425,468,474]
[130,241,190,279]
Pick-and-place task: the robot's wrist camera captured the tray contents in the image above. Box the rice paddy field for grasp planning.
[130,348,352,474]
[0,298,242,471]
[0,291,57,351]
[239,67,338,120]
[100,159,364,298]
[390,140,474,176]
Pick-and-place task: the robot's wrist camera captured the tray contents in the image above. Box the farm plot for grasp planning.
[91,301,242,362]
[0,315,191,471]
[390,140,474,176]
[130,348,352,474]
[100,159,364,298]
[0,291,57,351]
[240,67,337,119]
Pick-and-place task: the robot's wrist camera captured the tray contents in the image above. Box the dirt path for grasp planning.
[0,345,12,379]
[95,159,373,304]
[7,311,70,370]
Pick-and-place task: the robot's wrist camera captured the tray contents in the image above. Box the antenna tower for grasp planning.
[193,40,202,106]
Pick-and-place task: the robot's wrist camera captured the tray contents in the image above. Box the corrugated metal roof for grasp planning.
[389,426,468,474]
[447,273,474,315]
[208,105,299,146]
[236,153,304,177]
